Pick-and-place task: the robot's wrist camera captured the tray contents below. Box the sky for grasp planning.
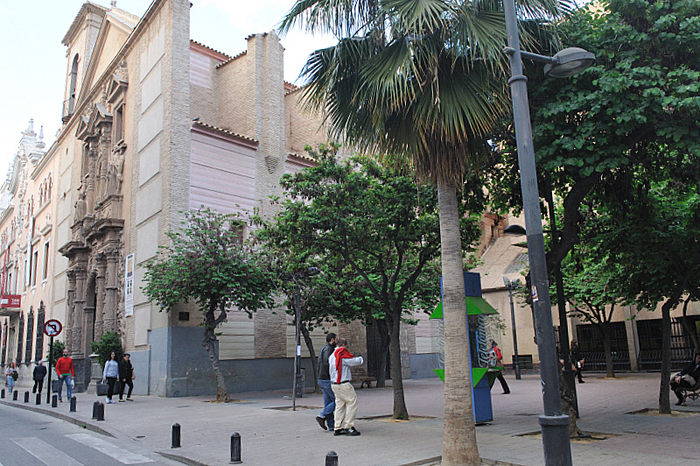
[0,0,335,176]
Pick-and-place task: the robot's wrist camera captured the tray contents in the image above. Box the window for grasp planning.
[42,242,50,281]
[68,54,79,115]
[114,104,124,143]
[31,250,38,287]
[23,257,29,290]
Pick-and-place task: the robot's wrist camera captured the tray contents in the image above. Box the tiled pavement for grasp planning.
[2,371,698,465]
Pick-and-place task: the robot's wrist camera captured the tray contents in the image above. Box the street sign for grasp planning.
[43,319,62,337]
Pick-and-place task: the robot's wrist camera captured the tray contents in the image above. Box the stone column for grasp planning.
[86,142,97,214]
[103,249,120,334]
[65,270,76,354]
[72,267,87,357]
[94,254,107,339]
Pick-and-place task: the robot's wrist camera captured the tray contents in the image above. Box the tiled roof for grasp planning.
[215,50,247,69]
[190,40,232,61]
[191,121,258,145]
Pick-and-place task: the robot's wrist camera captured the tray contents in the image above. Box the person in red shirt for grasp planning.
[55,349,75,402]
[488,340,511,394]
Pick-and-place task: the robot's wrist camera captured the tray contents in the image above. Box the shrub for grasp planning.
[90,332,123,368]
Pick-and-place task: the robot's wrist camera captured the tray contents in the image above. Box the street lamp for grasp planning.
[502,1,595,464]
[503,277,522,380]
[291,266,320,411]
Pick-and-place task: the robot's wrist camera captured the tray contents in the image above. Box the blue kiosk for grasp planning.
[431,272,501,423]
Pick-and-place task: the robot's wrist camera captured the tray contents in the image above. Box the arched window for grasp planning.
[25,308,34,364]
[35,302,45,362]
[68,54,79,115]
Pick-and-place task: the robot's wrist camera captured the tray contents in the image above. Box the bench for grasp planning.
[677,376,700,404]
[351,367,376,389]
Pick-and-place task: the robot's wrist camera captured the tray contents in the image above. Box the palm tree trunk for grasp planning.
[438,183,479,466]
[388,313,409,419]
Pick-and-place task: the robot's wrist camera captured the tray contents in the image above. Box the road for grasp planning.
[0,404,181,466]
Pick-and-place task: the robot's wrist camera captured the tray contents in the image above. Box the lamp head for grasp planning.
[503,224,527,237]
[544,47,596,78]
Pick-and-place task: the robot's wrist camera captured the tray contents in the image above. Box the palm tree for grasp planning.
[280,1,570,464]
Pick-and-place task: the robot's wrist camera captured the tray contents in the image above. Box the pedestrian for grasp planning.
[118,353,134,401]
[5,361,18,394]
[315,332,337,431]
[671,353,700,406]
[102,351,119,404]
[32,360,47,394]
[328,338,363,436]
[55,349,75,402]
[488,340,510,394]
[570,340,585,383]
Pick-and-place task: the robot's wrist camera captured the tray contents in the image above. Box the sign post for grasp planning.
[43,319,62,404]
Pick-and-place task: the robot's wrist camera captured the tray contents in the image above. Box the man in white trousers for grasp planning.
[328,338,364,436]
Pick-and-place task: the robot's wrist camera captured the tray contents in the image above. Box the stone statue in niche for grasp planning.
[75,186,87,222]
[106,151,125,195]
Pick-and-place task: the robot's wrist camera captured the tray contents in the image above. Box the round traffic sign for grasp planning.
[43,319,63,337]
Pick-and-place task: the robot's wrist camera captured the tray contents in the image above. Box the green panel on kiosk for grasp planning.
[431,296,498,319]
[434,368,490,389]
[487,368,503,388]
[466,296,499,316]
[430,301,443,319]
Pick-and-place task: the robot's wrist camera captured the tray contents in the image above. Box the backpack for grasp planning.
[487,349,498,368]
[11,370,18,381]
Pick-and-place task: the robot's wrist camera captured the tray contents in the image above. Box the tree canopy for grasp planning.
[255,145,483,419]
[143,208,274,402]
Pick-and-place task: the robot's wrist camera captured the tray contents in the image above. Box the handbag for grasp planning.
[96,381,109,396]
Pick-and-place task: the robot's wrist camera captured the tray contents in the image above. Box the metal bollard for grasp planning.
[36,393,42,405]
[96,402,105,421]
[325,451,338,466]
[70,396,77,412]
[171,423,181,448]
[230,432,241,464]
[24,391,29,403]
[13,391,18,401]
[52,394,58,407]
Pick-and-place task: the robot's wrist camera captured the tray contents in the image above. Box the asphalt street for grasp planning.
[0,404,181,466]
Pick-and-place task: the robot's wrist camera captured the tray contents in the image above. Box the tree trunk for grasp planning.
[374,318,390,389]
[388,313,408,419]
[301,324,319,393]
[202,327,230,403]
[438,183,479,466]
[558,362,580,437]
[659,294,678,414]
[601,322,615,378]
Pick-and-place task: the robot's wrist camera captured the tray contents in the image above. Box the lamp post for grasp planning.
[503,277,522,380]
[291,267,320,411]
[502,1,594,464]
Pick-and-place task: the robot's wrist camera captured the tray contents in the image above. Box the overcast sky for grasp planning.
[0,0,335,175]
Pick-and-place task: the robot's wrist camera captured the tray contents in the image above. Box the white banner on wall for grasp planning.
[125,254,134,317]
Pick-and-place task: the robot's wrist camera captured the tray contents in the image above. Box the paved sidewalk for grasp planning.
[2,372,698,466]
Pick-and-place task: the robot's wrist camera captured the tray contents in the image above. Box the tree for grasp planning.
[143,208,274,402]
[592,180,700,414]
[561,245,625,378]
[256,146,482,419]
[488,0,700,276]
[280,2,570,463]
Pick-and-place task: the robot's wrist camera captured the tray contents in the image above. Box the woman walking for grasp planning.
[102,352,119,404]
[5,361,18,394]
